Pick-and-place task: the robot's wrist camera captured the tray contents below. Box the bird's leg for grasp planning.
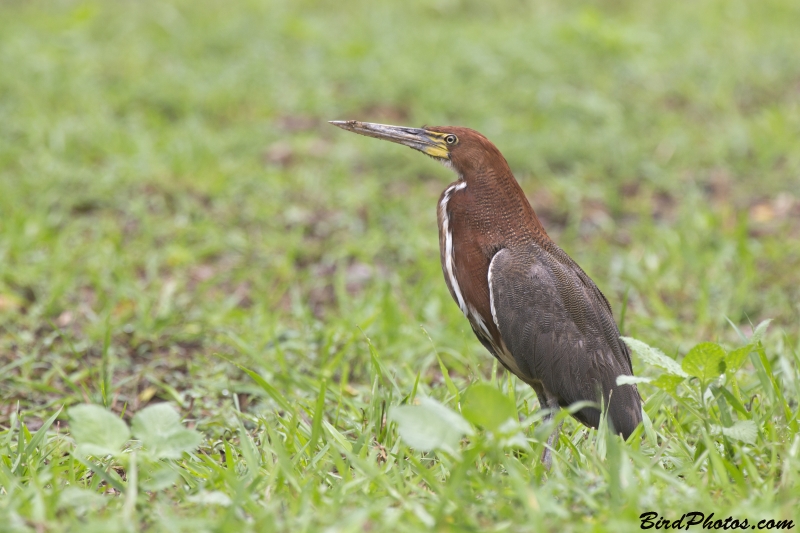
[540,394,563,470]
[541,418,563,470]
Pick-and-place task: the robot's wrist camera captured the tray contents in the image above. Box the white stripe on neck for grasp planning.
[440,181,467,316]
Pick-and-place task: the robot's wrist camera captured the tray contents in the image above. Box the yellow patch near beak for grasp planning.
[420,132,451,159]
[422,143,450,159]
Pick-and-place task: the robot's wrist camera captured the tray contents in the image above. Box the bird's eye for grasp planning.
[445,134,457,145]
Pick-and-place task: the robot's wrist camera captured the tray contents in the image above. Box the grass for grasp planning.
[1,0,799,530]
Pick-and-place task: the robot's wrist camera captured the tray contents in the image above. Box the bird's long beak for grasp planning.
[329,120,449,159]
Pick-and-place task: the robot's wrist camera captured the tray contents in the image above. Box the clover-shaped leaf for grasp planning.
[461,383,517,432]
[390,397,472,455]
[131,403,201,460]
[717,420,758,445]
[682,342,726,385]
[69,404,130,457]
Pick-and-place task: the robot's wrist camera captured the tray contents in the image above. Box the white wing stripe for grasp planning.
[487,249,505,328]
[486,249,527,376]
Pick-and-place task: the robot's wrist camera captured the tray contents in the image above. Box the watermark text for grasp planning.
[640,512,794,531]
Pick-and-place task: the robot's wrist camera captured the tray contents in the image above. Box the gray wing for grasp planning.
[488,245,641,438]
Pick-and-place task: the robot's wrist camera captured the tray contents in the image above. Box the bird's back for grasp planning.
[488,242,642,438]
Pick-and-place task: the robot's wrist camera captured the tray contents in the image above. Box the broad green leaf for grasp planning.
[650,374,685,393]
[721,420,758,445]
[131,403,201,459]
[389,397,472,454]
[682,342,726,383]
[57,487,106,515]
[69,404,130,457]
[622,337,688,377]
[139,464,180,491]
[461,383,517,432]
[726,344,753,373]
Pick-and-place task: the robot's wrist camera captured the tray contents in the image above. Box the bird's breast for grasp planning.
[437,182,523,376]
[438,182,495,314]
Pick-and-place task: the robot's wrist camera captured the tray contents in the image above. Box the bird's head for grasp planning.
[329,121,508,178]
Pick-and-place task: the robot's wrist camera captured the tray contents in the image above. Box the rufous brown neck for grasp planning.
[430,126,550,246]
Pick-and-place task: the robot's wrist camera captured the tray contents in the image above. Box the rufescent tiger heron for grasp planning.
[330,120,642,468]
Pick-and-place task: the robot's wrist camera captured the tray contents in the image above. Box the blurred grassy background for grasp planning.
[1,0,799,530]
